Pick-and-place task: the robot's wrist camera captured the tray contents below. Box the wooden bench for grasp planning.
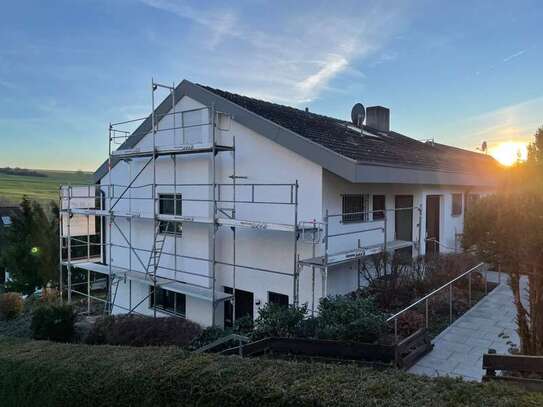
[483,351,543,391]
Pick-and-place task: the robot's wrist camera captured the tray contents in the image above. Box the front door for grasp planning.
[395,195,413,259]
[425,195,440,255]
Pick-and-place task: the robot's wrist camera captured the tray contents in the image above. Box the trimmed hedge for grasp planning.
[86,315,202,347]
[0,337,541,407]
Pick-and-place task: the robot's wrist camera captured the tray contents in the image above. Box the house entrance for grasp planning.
[425,195,441,255]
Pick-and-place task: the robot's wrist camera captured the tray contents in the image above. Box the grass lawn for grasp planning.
[0,336,542,406]
[0,170,92,205]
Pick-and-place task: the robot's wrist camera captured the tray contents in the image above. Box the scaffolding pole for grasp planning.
[60,79,299,326]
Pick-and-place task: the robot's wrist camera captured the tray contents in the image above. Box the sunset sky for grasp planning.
[0,0,541,171]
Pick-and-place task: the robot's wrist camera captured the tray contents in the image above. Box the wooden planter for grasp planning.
[222,328,432,369]
[483,353,543,391]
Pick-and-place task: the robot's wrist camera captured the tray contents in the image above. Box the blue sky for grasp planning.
[1,0,542,171]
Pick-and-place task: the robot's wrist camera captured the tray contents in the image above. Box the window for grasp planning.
[1,216,12,226]
[158,194,183,234]
[342,194,367,223]
[372,195,385,220]
[452,193,463,216]
[149,286,186,316]
[268,291,289,307]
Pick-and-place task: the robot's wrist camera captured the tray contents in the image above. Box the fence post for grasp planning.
[394,318,398,344]
[449,284,453,325]
[468,272,472,307]
[425,298,429,329]
[484,264,488,295]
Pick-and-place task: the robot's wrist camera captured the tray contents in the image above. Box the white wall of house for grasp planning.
[98,94,493,326]
[104,95,323,326]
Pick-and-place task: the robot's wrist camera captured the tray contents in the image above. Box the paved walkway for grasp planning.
[409,275,525,381]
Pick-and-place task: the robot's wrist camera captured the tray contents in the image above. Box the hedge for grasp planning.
[0,337,541,407]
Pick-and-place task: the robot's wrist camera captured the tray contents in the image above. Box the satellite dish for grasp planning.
[351,103,365,127]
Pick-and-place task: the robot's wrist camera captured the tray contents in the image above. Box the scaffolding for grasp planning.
[298,206,423,315]
[59,79,424,325]
[59,80,299,326]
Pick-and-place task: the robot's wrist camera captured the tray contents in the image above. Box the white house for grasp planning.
[60,80,500,327]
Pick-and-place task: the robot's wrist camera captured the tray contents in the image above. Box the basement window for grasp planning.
[452,193,463,216]
[149,286,186,317]
[342,194,368,223]
[158,194,183,234]
[372,195,386,220]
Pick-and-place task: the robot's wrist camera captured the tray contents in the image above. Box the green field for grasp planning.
[0,170,93,205]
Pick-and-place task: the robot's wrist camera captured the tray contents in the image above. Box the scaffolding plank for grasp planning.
[218,218,295,232]
[111,143,233,159]
[68,262,126,276]
[299,240,413,267]
[121,270,231,302]
[157,214,213,224]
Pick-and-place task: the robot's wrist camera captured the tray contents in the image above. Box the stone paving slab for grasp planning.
[408,274,526,382]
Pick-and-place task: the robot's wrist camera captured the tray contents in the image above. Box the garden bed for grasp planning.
[356,253,497,340]
[221,328,432,369]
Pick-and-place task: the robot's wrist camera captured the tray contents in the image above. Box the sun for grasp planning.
[488,141,528,166]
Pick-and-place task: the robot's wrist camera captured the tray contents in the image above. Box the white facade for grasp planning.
[65,92,492,328]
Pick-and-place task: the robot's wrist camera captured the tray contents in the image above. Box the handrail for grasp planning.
[387,262,485,322]
[194,334,250,354]
[386,262,489,342]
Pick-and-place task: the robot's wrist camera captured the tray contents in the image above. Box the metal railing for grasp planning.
[386,262,498,343]
[194,334,250,355]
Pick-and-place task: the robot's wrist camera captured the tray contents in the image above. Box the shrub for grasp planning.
[232,315,254,334]
[188,326,228,351]
[316,295,386,343]
[31,304,75,342]
[86,315,202,347]
[0,337,539,407]
[252,303,308,341]
[0,292,24,320]
[396,310,425,338]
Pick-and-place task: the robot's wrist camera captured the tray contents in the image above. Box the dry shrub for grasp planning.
[0,293,24,321]
[396,310,425,338]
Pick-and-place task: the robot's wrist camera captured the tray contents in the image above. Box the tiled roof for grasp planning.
[201,85,499,175]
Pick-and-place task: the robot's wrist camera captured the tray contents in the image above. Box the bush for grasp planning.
[317,296,387,343]
[252,303,308,341]
[30,304,76,342]
[0,337,540,407]
[396,310,425,338]
[86,315,202,347]
[0,293,23,320]
[188,326,228,350]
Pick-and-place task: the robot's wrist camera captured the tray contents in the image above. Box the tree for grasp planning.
[527,126,543,165]
[463,126,543,355]
[0,197,59,295]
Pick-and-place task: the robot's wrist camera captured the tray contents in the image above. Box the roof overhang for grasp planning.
[94,80,500,187]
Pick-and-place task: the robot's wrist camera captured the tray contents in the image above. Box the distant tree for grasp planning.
[527,126,543,165]
[463,126,543,355]
[0,197,58,294]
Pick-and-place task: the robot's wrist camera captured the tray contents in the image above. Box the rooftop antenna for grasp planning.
[350,103,365,127]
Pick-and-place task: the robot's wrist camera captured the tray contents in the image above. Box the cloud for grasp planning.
[139,0,412,105]
[457,97,543,149]
[140,0,240,49]
[503,49,527,63]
